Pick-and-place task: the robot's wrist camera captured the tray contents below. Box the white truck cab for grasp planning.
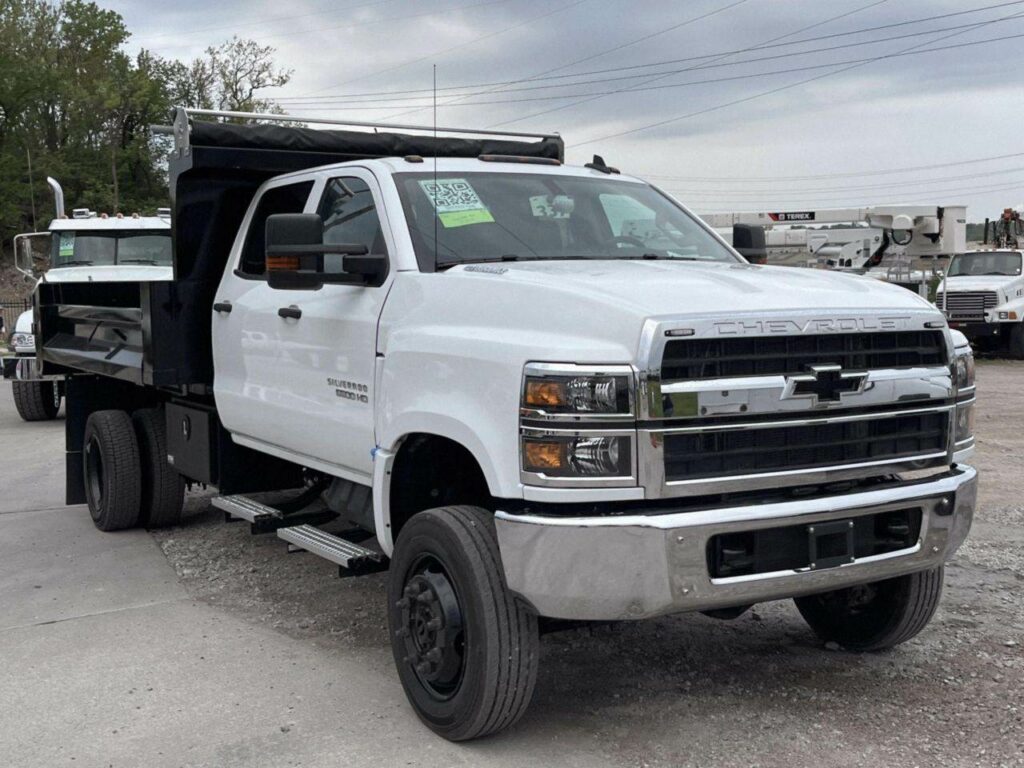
[34,109,978,741]
[936,249,1024,357]
[3,181,171,420]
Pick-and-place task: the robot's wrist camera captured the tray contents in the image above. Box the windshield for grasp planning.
[394,171,739,270]
[947,251,1022,277]
[52,231,172,267]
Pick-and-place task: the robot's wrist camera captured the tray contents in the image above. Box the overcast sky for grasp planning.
[110,0,1024,221]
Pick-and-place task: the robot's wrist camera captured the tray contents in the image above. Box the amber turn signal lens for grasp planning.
[524,380,566,408]
[523,440,564,470]
[267,255,300,271]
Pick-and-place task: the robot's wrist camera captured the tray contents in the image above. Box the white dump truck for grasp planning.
[3,178,171,420]
[34,108,978,740]
[936,249,1024,357]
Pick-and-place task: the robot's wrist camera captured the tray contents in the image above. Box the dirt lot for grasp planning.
[143,360,1024,767]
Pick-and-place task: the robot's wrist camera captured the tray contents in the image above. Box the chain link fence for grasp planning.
[1,298,31,338]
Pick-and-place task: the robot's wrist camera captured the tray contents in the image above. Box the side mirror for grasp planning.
[264,213,387,290]
[13,232,52,280]
[732,224,768,264]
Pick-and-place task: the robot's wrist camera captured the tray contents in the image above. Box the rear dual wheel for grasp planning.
[387,506,539,741]
[83,407,184,532]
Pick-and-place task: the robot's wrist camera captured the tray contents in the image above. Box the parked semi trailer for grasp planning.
[34,107,978,740]
[2,178,171,420]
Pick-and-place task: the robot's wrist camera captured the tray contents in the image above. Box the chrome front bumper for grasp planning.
[495,465,977,621]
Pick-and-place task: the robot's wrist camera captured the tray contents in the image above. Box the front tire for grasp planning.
[12,379,61,421]
[387,506,539,741]
[1008,324,1024,359]
[794,566,944,652]
[83,410,142,531]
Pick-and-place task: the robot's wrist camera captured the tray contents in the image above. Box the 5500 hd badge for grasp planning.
[328,377,369,404]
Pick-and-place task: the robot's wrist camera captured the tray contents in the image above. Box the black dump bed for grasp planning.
[36,108,564,389]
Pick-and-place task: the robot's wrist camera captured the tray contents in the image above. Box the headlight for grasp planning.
[522,433,633,479]
[521,363,633,417]
[955,402,975,444]
[11,332,34,349]
[953,352,975,390]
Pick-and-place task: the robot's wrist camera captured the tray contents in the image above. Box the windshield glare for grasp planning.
[52,231,172,267]
[394,171,739,269]
[948,251,1022,277]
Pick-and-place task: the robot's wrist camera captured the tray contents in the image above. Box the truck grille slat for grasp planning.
[661,331,946,381]
[935,291,998,322]
[663,411,949,482]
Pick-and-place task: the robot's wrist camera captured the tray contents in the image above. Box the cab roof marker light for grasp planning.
[925,321,945,329]
[665,329,695,337]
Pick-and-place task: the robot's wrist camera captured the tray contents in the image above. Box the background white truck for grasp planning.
[33,108,978,741]
[936,249,1024,357]
[3,178,171,420]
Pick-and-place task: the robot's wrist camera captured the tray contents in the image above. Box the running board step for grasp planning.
[212,494,337,534]
[278,525,387,577]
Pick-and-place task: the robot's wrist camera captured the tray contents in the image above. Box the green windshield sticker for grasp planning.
[59,232,74,258]
[419,178,495,228]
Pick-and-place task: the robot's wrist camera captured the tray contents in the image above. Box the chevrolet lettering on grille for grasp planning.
[785,364,869,404]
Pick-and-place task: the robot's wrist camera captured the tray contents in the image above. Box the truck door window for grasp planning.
[318,177,387,256]
[239,180,314,277]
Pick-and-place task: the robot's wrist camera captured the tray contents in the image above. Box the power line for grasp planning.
[640,151,1024,183]
[378,0,753,120]
[275,30,1024,112]
[488,0,889,128]
[675,179,1024,206]
[658,165,1024,196]
[571,6,1024,147]
[272,0,1024,103]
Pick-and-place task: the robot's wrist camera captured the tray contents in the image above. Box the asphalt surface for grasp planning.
[0,364,1022,768]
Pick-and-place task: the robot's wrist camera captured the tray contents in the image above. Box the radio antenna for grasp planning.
[433,64,438,261]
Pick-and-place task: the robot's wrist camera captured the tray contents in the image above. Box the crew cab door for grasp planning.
[213,170,394,483]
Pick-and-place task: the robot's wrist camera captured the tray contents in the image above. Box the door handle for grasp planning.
[213,301,233,314]
[278,305,302,320]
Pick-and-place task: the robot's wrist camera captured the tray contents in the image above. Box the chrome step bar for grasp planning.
[278,525,386,576]
[212,494,279,524]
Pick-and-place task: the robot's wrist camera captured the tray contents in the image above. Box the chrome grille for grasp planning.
[660,331,946,381]
[663,410,949,482]
[935,291,998,322]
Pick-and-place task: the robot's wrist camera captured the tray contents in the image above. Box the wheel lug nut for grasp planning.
[415,661,431,674]
[416,590,435,604]
[425,648,443,663]
[426,617,442,631]
[396,597,410,609]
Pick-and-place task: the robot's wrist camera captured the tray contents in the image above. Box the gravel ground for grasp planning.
[153,361,1024,766]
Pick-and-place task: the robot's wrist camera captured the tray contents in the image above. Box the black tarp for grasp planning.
[189,121,564,162]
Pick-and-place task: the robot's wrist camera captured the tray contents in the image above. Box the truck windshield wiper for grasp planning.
[436,254,527,270]
[119,258,158,264]
[59,260,94,266]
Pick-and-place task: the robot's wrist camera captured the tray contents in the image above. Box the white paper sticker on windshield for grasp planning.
[418,178,495,228]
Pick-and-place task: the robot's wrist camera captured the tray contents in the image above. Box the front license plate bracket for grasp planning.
[807,518,855,571]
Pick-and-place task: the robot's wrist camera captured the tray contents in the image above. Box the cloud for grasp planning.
[108,0,1024,219]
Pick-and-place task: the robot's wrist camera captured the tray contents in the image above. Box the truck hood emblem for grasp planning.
[786,364,868,403]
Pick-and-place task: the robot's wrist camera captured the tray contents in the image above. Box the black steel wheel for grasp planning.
[387,506,539,741]
[12,379,60,421]
[795,566,944,651]
[132,408,185,528]
[83,410,142,531]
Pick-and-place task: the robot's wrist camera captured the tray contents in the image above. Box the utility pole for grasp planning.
[26,147,38,230]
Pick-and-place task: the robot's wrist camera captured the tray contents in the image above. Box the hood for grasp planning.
[447,259,936,318]
[940,274,1023,293]
[42,264,173,283]
[15,309,33,334]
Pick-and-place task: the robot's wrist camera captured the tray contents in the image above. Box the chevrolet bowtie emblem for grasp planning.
[787,364,868,403]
